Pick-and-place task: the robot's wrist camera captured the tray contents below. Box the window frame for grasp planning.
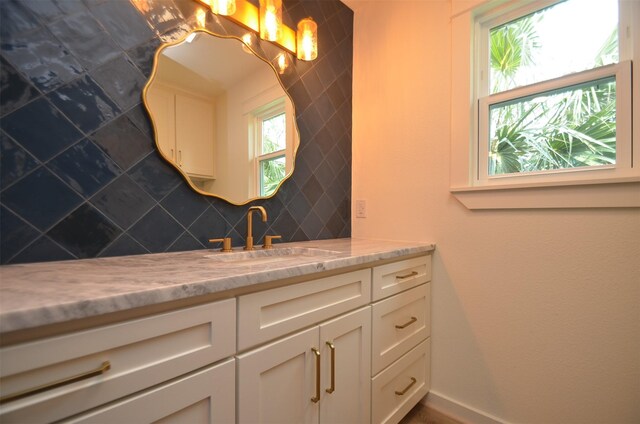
[249,97,292,197]
[477,61,632,185]
[449,0,640,209]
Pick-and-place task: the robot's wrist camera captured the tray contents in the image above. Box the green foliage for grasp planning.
[488,14,618,175]
[490,15,540,93]
[261,157,285,196]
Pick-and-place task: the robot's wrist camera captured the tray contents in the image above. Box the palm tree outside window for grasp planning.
[474,0,633,184]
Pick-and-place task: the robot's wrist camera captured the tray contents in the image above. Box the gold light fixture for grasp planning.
[210,0,236,16]
[259,0,282,42]
[193,0,317,61]
[296,18,317,61]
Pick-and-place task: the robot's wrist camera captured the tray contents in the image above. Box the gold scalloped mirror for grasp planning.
[143,30,299,205]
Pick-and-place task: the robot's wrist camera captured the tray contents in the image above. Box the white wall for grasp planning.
[349,1,640,423]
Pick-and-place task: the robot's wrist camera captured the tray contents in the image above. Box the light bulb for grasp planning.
[210,0,236,16]
[195,8,206,27]
[296,18,317,61]
[276,53,288,74]
[259,0,282,42]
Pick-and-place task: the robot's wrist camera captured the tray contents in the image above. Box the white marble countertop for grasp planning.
[0,238,434,334]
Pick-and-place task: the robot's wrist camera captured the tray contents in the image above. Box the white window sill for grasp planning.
[450,177,640,209]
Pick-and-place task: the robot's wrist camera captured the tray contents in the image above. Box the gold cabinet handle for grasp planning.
[311,348,321,403]
[396,271,418,280]
[395,316,417,329]
[0,361,111,405]
[325,342,335,394]
[395,377,417,396]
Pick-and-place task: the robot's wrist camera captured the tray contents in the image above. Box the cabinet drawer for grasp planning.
[372,256,430,301]
[0,299,236,423]
[238,269,371,350]
[372,284,430,375]
[66,359,235,424]
[372,339,431,424]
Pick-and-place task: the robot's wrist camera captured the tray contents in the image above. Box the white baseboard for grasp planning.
[421,391,506,424]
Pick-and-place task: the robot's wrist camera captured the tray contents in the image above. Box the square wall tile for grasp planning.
[1,27,84,93]
[47,139,121,197]
[89,0,155,50]
[0,55,40,117]
[47,75,121,134]
[1,97,83,161]
[47,202,122,258]
[1,130,40,189]
[90,55,147,111]
[1,166,83,231]
[48,10,121,70]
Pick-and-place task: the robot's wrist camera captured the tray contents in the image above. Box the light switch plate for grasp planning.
[356,200,367,218]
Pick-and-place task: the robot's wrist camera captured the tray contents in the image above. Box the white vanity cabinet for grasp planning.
[0,249,433,424]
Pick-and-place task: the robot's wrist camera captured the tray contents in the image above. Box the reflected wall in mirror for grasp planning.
[143,30,299,205]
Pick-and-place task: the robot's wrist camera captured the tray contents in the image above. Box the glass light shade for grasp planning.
[195,8,207,27]
[259,0,282,42]
[210,0,236,16]
[276,52,289,74]
[296,18,317,61]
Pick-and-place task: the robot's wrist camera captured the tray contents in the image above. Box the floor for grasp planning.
[399,403,462,424]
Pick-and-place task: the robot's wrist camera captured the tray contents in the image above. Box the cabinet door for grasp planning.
[146,86,176,161]
[319,307,371,424]
[237,327,320,424]
[66,359,235,424]
[175,94,215,178]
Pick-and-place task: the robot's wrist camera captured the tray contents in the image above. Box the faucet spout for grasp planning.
[245,206,267,250]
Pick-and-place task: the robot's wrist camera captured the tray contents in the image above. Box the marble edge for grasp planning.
[0,242,435,334]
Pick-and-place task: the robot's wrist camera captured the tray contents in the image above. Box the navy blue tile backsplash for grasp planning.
[0,0,353,265]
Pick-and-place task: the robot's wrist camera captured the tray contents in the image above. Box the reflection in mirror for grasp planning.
[144,30,299,205]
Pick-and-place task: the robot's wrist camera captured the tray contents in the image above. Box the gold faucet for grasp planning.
[245,206,267,250]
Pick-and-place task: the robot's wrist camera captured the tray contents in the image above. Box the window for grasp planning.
[250,98,292,197]
[476,0,632,184]
[450,0,640,208]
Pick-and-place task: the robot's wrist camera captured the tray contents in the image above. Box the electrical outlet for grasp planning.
[356,200,367,218]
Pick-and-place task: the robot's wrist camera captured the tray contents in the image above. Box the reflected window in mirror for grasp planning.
[250,98,290,196]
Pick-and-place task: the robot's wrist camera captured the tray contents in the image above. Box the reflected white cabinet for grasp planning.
[237,307,371,424]
[146,85,215,179]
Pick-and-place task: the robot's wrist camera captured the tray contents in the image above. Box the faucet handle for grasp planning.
[209,237,233,252]
[263,235,282,249]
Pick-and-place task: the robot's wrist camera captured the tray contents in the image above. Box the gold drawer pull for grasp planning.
[395,377,417,396]
[395,316,417,329]
[0,361,111,404]
[326,342,335,394]
[311,348,321,403]
[396,271,418,280]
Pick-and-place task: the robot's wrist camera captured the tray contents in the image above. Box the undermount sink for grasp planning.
[205,247,341,265]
